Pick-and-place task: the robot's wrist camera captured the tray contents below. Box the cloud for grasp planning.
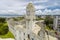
[35,5,46,10]
[0,0,60,15]
[0,0,26,10]
[36,9,60,15]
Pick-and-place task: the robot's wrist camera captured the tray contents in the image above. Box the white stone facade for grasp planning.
[6,3,46,40]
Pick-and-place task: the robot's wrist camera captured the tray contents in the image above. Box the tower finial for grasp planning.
[29,1,32,3]
[26,2,34,10]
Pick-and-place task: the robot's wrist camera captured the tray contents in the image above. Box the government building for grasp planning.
[6,3,46,40]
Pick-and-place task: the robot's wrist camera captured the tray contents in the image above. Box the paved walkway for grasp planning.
[45,35,58,40]
[0,38,14,40]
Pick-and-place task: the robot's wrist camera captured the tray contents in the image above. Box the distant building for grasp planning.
[53,16,60,32]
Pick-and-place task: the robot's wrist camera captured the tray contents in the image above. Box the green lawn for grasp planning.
[0,31,14,38]
[0,18,14,38]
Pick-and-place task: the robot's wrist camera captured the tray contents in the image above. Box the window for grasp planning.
[24,39,25,40]
[27,11,30,16]
[24,33,25,35]
[32,38,34,40]
[28,34,30,39]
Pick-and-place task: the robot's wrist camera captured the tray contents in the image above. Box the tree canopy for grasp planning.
[44,16,54,30]
[0,18,9,35]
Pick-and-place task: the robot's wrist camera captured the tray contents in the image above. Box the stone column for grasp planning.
[15,30,20,40]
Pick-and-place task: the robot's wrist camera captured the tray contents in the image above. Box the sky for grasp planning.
[0,0,60,15]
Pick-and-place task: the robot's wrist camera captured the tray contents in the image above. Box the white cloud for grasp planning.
[0,0,28,10]
[0,0,60,15]
[35,5,46,9]
[36,9,60,15]
[33,0,48,3]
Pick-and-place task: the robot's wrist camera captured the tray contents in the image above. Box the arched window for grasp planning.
[27,11,30,16]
